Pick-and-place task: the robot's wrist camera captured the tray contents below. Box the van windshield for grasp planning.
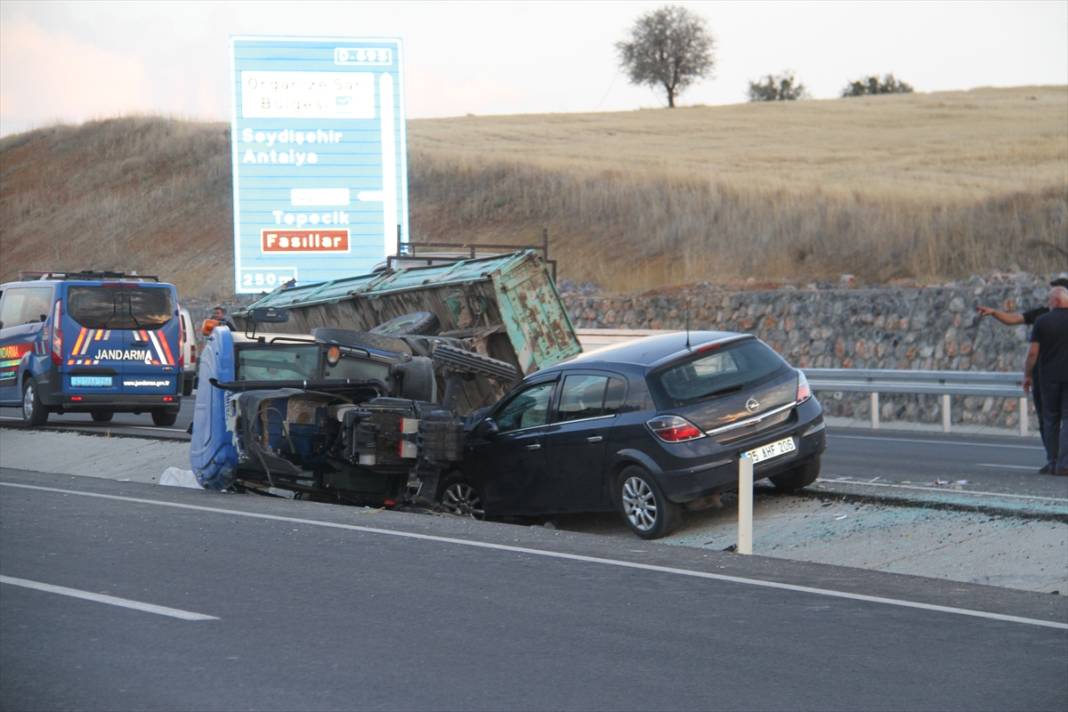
[67,286,173,329]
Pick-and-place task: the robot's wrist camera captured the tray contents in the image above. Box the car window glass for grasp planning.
[67,286,172,329]
[0,289,21,327]
[558,375,608,421]
[324,354,390,383]
[0,287,51,326]
[657,340,785,403]
[237,344,320,381]
[496,381,555,432]
[604,377,626,414]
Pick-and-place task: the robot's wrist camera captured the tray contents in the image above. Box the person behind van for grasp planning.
[203,305,237,335]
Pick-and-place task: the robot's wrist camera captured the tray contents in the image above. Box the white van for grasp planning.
[178,307,196,396]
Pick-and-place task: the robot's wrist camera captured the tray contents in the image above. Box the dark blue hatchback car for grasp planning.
[439,331,826,538]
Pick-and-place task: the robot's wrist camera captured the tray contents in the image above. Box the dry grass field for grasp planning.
[1,86,1065,297]
[409,86,1068,289]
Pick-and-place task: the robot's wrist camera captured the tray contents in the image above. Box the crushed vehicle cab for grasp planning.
[190,309,518,505]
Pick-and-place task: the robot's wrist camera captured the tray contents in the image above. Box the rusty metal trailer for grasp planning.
[235,250,581,412]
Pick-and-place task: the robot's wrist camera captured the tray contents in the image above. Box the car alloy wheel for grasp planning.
[22,378,48,426]
[23,383,34,420]
[622,476,659,532]
[440,481,485,519]
[618,466,680,539]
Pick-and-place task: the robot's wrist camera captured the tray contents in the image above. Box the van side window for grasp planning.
[0,287,51,327]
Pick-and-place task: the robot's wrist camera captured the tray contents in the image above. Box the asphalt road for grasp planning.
[1,469,1066,712]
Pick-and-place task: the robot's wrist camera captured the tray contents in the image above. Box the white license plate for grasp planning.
[744,436,796,464]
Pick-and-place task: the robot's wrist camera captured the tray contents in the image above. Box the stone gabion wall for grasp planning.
[562,276,1059,431]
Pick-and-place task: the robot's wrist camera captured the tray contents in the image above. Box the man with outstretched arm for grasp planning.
[1023,286,1068,476]
[978,277,1068,472]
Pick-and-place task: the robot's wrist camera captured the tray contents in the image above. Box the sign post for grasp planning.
[230,36,408,294]
[738,454,754,555]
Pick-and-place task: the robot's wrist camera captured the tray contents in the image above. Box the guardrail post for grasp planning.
[1020,396,1029,437]
[870,392,880,430]
[738,455,753,555]
[942,394,951,433]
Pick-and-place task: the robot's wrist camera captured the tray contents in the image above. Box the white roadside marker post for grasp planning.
[738,454,754,555]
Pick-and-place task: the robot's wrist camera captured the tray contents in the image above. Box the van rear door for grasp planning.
[64,284,179,396]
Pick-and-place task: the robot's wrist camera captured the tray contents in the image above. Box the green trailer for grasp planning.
[235,250,581,412]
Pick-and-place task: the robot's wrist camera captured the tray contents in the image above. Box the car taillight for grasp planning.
[647,415,706,443]
[797,370,812,403]
[51,300,63,365]
[190,344,196,364]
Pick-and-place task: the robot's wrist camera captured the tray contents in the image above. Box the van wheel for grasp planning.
[618,465,680,539]
[182,378,194,396]
[152,409,178,427]
[90,410,113,423]
[22,378,49,426]
[769,456,821,492]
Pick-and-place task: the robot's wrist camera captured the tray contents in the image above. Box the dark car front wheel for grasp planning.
[439,475,485,520]
[90,410,113,423]
[769,456,821,492]
[618,465,680,540]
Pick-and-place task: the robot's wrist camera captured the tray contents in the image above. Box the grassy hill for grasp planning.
[2,86,1065,298]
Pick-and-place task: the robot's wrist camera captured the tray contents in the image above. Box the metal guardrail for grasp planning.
[574,331,1030,436]
[804,368,1028,435]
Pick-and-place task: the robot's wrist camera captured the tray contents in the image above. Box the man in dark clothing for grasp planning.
[978,277,1068,472]
[1024,287,1068,476]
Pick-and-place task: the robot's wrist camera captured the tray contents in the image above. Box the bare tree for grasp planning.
[616,5,716,108]
[748,72,807,102]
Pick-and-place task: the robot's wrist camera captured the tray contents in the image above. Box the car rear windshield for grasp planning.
[654,339,787,404]
[67,286,173,330]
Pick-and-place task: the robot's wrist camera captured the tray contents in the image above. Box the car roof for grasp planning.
[544,331,750,372]
[1,279,174,288]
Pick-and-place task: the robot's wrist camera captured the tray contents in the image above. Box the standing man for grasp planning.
[978,277,1068,472]
[1024,287,1068,476]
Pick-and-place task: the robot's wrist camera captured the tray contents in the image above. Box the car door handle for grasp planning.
[525,443,541,451]
[586,436,604,443]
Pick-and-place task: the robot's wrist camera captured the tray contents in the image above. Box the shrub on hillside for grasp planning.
[841,74,914,97]
[748,72,807,102]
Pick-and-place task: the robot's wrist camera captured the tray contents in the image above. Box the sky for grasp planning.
[1,0,1066,136]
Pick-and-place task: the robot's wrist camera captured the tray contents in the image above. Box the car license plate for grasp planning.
[71,375,112,387]
[744,436,796,464]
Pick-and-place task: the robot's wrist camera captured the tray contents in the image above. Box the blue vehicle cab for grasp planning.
[0,271,183,426]
[190,315,518,503]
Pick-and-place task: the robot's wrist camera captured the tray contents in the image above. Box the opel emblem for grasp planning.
[745,398,760,413]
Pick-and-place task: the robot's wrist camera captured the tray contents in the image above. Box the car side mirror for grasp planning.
[474,418,499,439]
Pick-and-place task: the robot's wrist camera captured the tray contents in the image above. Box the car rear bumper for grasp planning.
[41,392,180,413]
[657,413,827,503]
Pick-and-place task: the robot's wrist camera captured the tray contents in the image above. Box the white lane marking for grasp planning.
[817,478,1068,504]
[0,575,217,621]
[0,417,184,433]
[3,482,1066,631]
[830,434,1043,451]
[976,464,1044,471]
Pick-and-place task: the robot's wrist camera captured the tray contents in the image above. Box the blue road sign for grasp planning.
[230,36,408,294]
